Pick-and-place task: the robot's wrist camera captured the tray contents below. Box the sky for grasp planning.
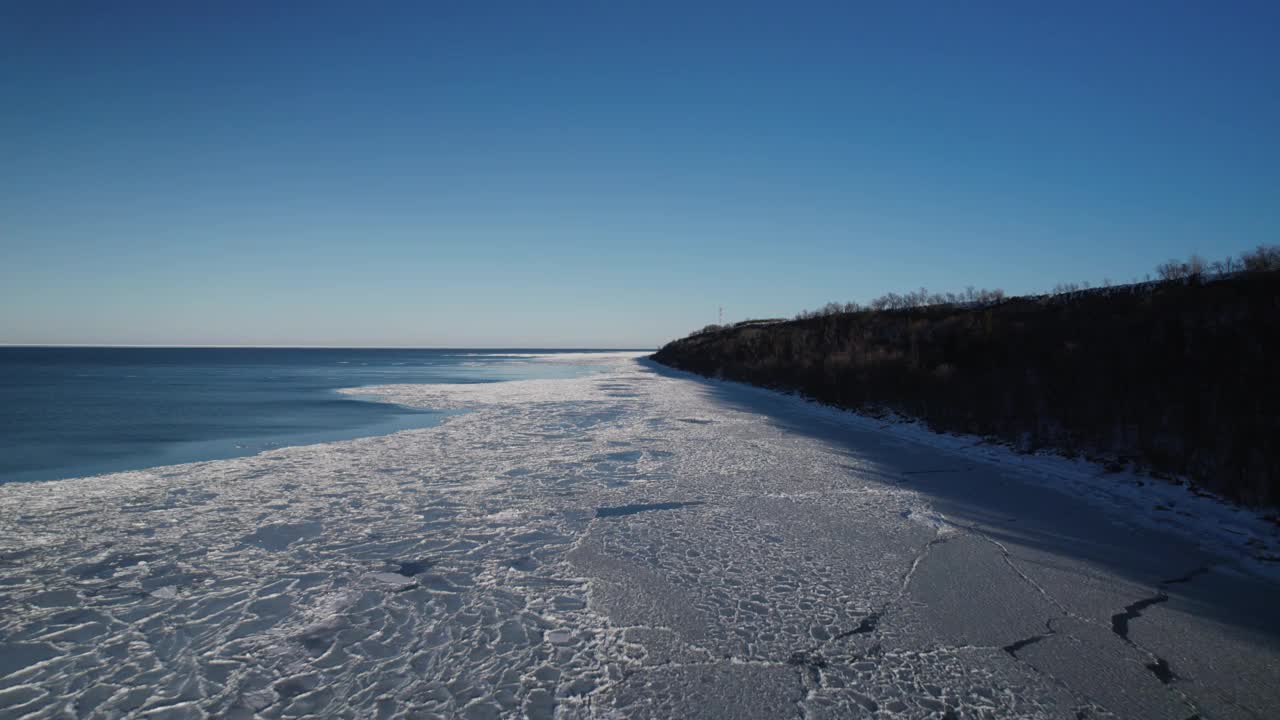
[3,2,1278,348]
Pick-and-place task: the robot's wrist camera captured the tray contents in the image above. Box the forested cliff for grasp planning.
[653,265,1280,506]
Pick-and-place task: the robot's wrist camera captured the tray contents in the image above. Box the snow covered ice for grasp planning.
[2,353,1279,718]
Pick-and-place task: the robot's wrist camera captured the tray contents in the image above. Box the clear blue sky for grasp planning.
[3,2,1277,347]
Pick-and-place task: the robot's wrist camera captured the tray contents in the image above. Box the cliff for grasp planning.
[653,271,1280,505]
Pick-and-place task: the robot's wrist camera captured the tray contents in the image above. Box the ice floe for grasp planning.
[1,352,1277,718]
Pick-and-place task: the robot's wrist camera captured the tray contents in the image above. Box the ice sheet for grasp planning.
[1,353,1277,718]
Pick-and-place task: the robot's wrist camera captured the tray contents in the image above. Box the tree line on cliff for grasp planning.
[654,246,1280,506]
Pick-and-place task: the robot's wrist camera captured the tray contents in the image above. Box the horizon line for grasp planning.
[0,344,656,351]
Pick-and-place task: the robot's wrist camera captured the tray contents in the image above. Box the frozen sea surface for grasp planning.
[1,354,1278,719]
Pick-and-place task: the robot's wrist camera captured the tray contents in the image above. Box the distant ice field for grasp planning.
[1,352,1278,719]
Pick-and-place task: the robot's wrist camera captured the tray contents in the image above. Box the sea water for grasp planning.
[0,347,624,483]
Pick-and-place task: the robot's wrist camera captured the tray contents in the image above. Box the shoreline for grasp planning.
[643,359,1280,580]
[6,350,1276,576]
[2,354,1277,717]
[0,349,641,487]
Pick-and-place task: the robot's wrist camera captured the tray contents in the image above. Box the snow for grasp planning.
[0,352,1277,718]
[809,405,1280,578]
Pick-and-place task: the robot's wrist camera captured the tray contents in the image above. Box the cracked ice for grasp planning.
[1,354,1278,719]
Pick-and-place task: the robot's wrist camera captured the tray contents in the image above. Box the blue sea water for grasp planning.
[0,347,626,484]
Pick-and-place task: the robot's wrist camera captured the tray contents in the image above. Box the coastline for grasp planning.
[0,348,638,486]
[642,359,1280,580]
[2,353,1277,717]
